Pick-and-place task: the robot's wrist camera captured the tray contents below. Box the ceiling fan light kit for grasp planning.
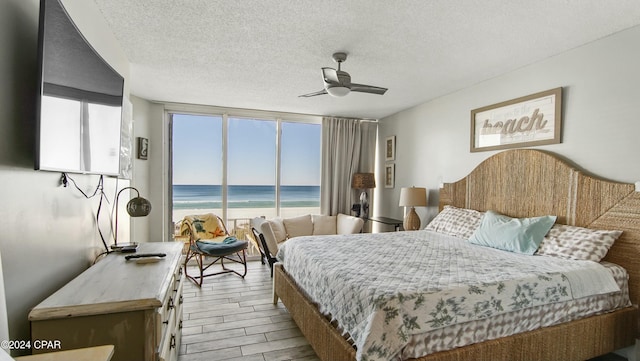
[327,86,350,97]
[299,52,388,98]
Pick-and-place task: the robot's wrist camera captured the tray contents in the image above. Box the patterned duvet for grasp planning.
[276,230,630,361]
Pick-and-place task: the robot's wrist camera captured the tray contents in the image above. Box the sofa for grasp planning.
[251,214,364,267]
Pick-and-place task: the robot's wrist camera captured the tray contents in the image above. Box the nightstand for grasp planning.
[365,216,403,232]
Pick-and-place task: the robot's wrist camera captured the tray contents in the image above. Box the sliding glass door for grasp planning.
[172,114,223,229]
[227,117,277,220]
[170,110,321,249]
[280,121,321,218]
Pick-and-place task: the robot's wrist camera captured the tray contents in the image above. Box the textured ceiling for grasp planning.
[92,0,640,119]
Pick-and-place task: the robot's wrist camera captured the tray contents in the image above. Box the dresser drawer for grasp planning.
[158,305,176,361]
[156,261,184,360]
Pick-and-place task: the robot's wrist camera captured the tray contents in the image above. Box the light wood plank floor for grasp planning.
[179,260,321,361]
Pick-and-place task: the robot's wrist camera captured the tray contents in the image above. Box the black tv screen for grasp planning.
[35,0,124,176]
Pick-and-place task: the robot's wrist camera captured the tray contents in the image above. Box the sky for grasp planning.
[172,113,321,186]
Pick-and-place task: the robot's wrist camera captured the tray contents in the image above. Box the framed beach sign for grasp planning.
[470,87,562,152]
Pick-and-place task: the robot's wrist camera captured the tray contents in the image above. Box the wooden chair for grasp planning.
[180,214,248,286]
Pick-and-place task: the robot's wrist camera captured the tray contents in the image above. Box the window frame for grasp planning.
[167,104,322,227]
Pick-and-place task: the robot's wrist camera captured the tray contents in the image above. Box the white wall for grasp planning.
[376,25,640,227]
[0,0,129,354]
[130,96,168,242]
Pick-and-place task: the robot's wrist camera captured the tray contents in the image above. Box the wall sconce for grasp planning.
[113,186,152,251]
[399,187,427,230]
[352,173,376,219]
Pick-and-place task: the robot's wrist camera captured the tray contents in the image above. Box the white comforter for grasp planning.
[276,230,620,361]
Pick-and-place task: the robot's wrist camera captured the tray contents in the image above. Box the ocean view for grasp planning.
[173,184,320,210]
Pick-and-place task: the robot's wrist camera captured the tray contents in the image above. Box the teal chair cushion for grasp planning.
[194,237,248,256]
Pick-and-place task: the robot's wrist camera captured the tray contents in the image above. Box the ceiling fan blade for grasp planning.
[322,67,340,85]
[298,89,328,98]
[350,83,388,95]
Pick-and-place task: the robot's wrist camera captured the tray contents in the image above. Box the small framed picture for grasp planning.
[137,137,149,160]
[384,163,395,188]
[385,136,396,161]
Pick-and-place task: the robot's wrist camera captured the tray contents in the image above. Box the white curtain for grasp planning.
[321,117,377,216]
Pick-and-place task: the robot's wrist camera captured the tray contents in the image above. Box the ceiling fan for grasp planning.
[299,52,388,98]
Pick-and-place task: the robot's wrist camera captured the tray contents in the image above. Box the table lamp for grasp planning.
[352,173,376,218]
[113,186,152,251]
[399,187,427,230]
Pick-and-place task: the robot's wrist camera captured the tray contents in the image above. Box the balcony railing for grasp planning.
[173,217,264,259]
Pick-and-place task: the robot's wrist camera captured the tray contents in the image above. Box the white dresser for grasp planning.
[29,243,184,361]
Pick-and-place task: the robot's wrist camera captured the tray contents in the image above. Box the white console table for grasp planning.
[29,243,184,361]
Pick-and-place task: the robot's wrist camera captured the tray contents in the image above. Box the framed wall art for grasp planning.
[137,137,149,160]
[384,163,395,188]
[470,87,562,152]
[385,136,396,161]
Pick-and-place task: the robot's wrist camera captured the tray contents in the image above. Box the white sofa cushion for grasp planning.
[312,215,337,235]
[267,218,287,243]
[258,220,281,256]
[257,213,363,255]
[337,213,364,234]
[283,214,314,238]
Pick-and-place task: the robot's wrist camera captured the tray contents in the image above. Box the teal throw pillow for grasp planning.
[469,210,556,255]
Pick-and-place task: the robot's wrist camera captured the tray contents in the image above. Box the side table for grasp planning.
[365,216,403,232]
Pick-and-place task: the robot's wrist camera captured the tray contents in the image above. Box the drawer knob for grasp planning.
[168,297,174,309]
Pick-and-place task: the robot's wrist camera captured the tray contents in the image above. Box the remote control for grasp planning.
[125,253,166,260]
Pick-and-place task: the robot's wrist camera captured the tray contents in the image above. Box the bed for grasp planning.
[272,149,640,361]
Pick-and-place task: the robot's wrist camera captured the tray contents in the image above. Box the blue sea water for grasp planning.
[173,185,320,209]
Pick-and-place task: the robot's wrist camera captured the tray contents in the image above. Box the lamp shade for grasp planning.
[114,186,152,247]
[352,173,376,189]
[399,187,427,207]
[127,196,152,217]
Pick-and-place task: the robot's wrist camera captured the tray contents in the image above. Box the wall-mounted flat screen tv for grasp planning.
[35,0,124,176]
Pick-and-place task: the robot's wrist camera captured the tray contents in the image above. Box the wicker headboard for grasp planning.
[439,149,640,305]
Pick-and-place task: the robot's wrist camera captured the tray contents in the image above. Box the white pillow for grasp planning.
[312,215,337,235]
[259,221,281,255]
[267,218,287,243]
[283,214,314,238]
[337,213,364,234]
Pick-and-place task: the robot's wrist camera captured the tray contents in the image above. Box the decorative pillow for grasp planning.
[425,205,484,239]
[536,224,622,262]
[337,213,365,234]
[259,221,281,255]
[266,218,287,243]
[312,215,337,235]
[469,210,556,255]
[283,214,314,238]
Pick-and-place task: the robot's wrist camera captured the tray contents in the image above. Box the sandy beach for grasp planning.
[173,206,321,225]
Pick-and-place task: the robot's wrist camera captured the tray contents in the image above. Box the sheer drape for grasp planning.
[320,117,377,216]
